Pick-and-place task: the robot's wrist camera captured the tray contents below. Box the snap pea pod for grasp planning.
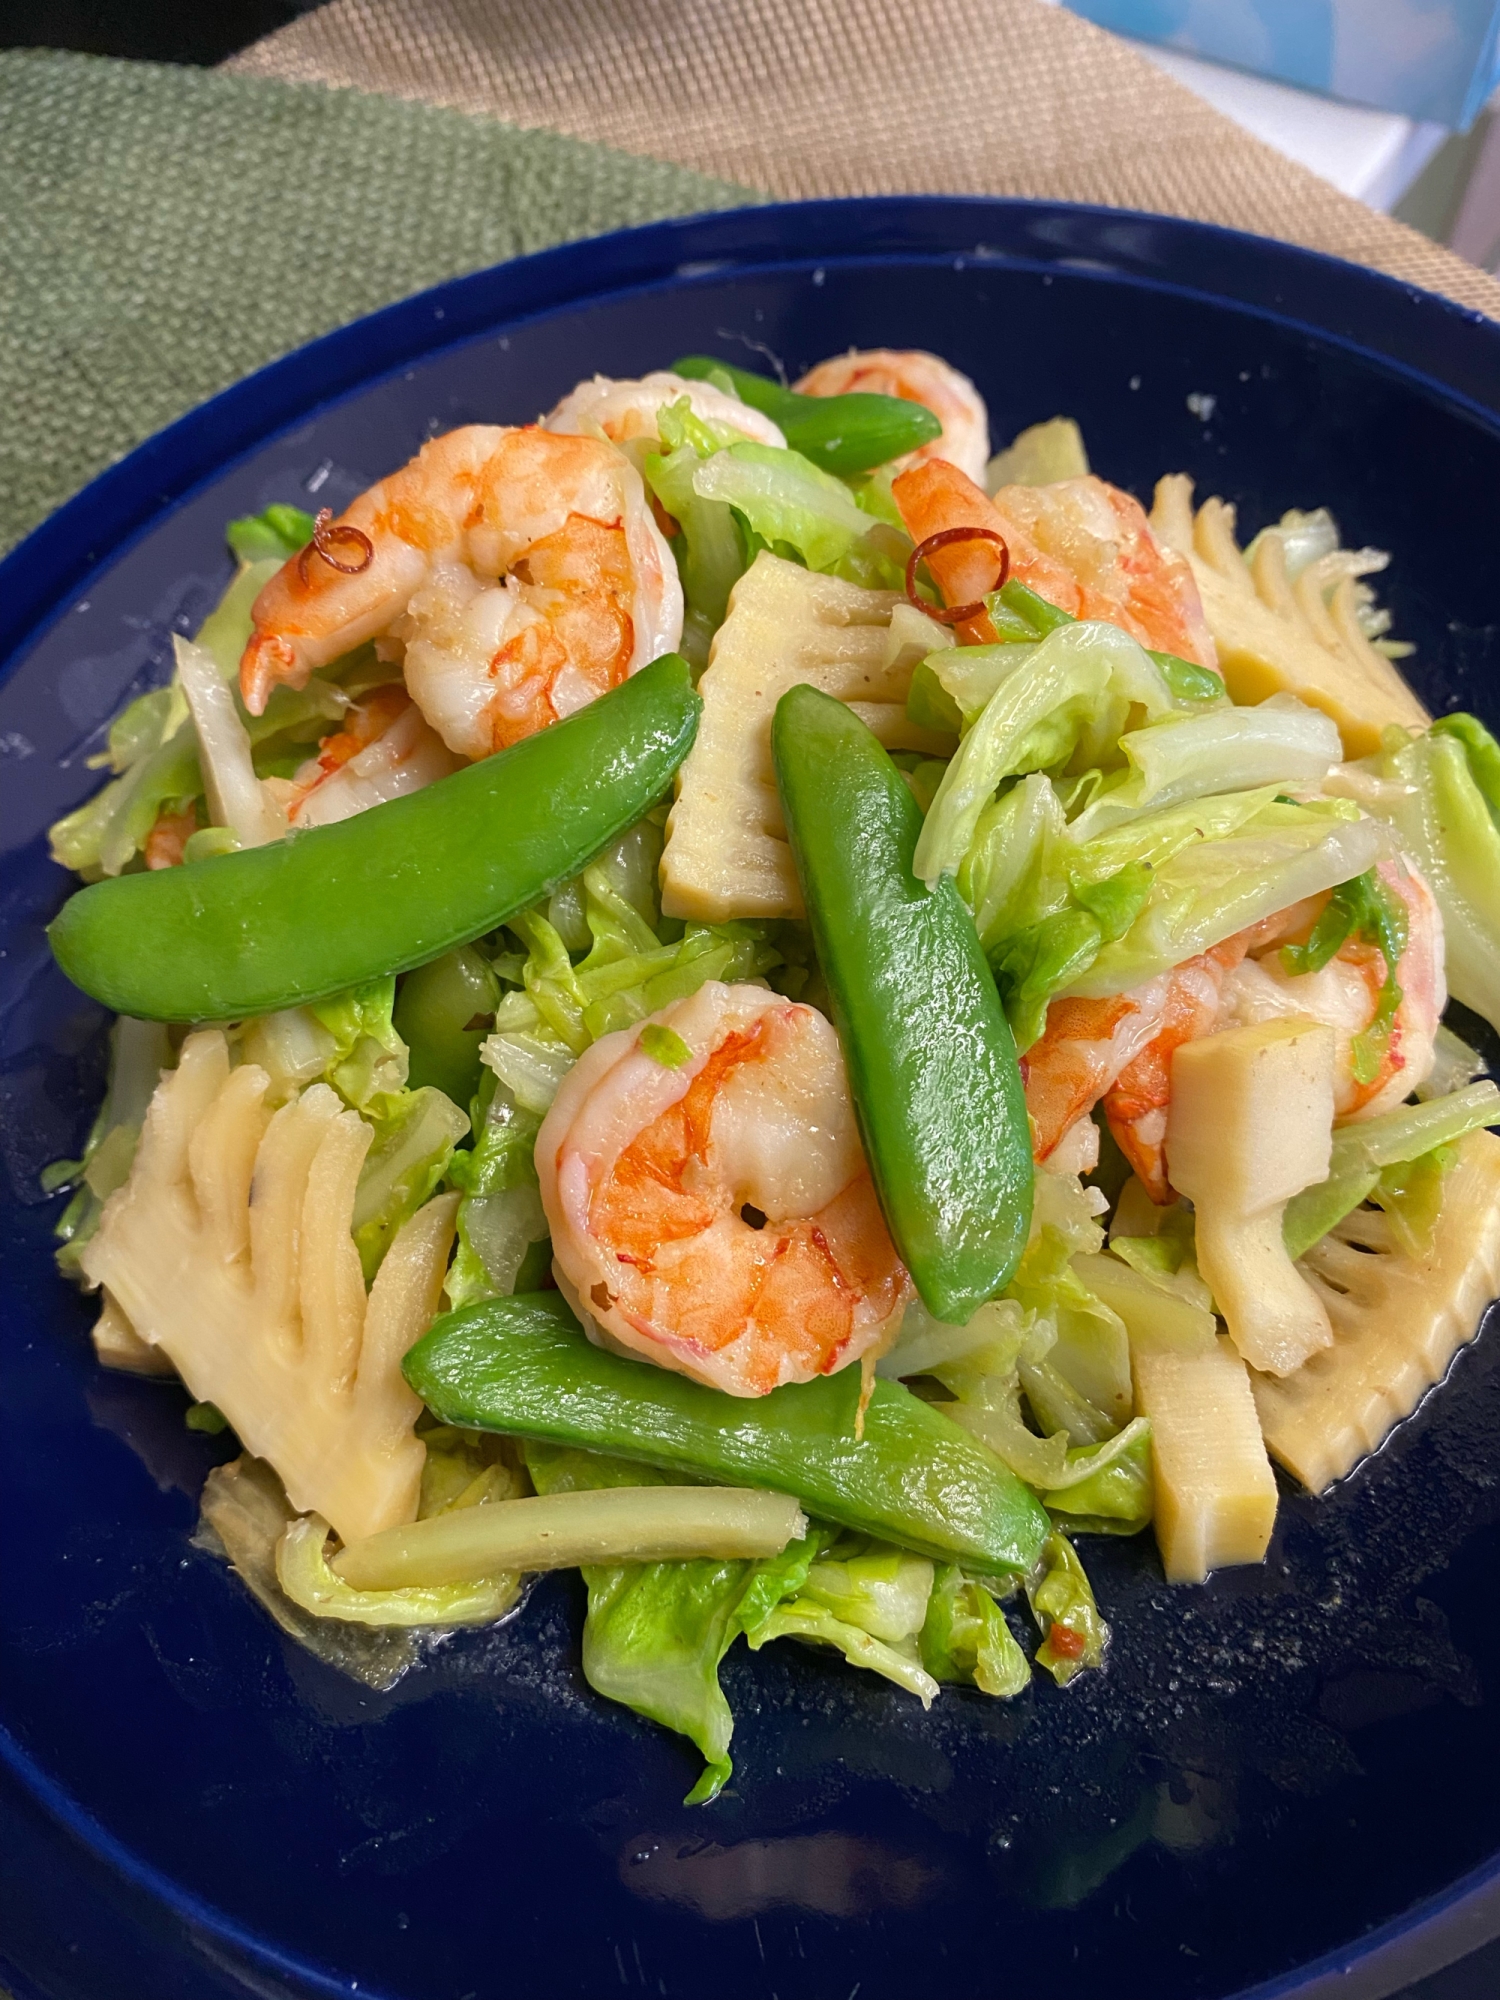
[49,655,700,1022]
[772,685,1032,1321]
[672,355,942,476]
[403,1291,1052,1578]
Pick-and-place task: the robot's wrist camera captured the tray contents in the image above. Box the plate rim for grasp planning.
[4,190,1500,2000]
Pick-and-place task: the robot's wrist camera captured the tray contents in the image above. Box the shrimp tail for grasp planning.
[240,630,304,715]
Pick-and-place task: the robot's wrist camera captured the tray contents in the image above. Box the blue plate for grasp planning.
[4,197,1500,2000]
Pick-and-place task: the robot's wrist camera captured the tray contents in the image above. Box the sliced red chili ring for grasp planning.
[904,524,1010,626]
[297,506,376,585]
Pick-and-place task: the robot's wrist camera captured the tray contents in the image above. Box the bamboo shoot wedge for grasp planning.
[1166,1019,1337,1377]
[1149,475,1427,758]
[1134,1337,1279,1585]
[660,553,953,921]
[1076,1251,1278,1584]
[332,1486,809,1590]
[1254,1129,1500,1491]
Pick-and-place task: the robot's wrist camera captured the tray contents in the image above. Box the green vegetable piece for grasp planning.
[1044,1426,1154,1536]
[1280,1077,1500,1259]
[1433,712,1500,824]
[526,1440,833,1803]
[906,658,964,736]
[394,945,500,1108]
[1071,860,1154,944]
[1375,727,1500,1036]
[226,504,316,566]
[49,655,701,1022]
[1281,1167,1380,1262]
[919,1564,1031,1697]
[185,1401,229,1435]
[773,684,1033,1320]
[573,1557,744,1795]
[1026,1530,1108,1684]
[986,578,1073,640]
[1147,648,1226,703]
[639,1023,692,1068]
[1281,867,1406,1084]
[672,355,942,475]
[991,908,1105,1054]
[745,1592,938,1704]
[983,577,1225,702]
[404,1293,1052,1579]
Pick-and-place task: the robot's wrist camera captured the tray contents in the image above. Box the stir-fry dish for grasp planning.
[43,348,1500,1801]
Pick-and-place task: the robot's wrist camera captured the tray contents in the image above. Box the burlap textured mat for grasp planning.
[230,0,1500,319]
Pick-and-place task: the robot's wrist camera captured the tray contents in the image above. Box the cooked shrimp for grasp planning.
[1024,944,1246,1199]
[1023,859,1444,1200]
[1092,942,1252,1200]
[537,981,912,1397]
[892,459,1217,667]
[794,349,990,484]
[275,686,462,829]
[144,803,199,870]
[1222,857,1444,1123]
[239,427,682,758]
[545,370,786,449]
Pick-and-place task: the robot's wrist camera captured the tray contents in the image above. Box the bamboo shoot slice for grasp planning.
[1149,474,1427,758]
[332,1483,808,1588]
[1133,1337,1279,1584]
[1253,1128,1500,1492]
[1167,1019,1336,1376]
[92,1290,176,1376]
[1074,1251,1216,1354]
[660,552,952,921]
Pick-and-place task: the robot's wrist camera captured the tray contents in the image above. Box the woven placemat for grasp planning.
[230,0,1500,319]
[0,48,745,556]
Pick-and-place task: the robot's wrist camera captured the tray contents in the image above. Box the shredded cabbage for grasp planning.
[1064,694,1340,842]
[1027,1530,1109,1684]
[1282,1081,1500,1260]
[915,621,1201,883]
[524,1440,828,1805]
[277,1513,522,1628]
[643,401,906,663]
[48,706,200,877]
[919,1565,1032,1695]
[880,1173,1145,1519]
[51,1016,173,1273]
[45,504,379,877]
[1368,721,1500,1037]
[480,839,778,1115]
[1063,801,1388,1001]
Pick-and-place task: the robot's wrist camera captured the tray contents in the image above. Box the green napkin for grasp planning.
[0,48,752,556]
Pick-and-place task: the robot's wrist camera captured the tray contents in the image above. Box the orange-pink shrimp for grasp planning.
[536,982,912,1397]
[545,371,787,449]
[144,802,199,870]
[891,459,1216,668]
[1023,858,1444,1201]
[239,426,682,758]
[1221,857,1444,1125]
[795,349,990,484]
[1024,943,1247,1199]
[273,685,462,829]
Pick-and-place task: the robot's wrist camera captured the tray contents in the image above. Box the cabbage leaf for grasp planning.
[1368,721,1500,1037]
[920,1565,1032,1696]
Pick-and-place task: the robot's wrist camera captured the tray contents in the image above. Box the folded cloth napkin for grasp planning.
[0,49,746,555]
[233,0,1500,316]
